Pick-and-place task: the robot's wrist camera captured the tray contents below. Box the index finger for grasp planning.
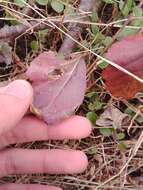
[0,116,92,147]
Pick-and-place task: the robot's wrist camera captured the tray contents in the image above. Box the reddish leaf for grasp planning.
[26,51,86,124]
[102,35,143,99]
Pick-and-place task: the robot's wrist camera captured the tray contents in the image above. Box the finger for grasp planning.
[0,116,92,147]
[0,184,62,190]
[0,80,33,135]
[0,149,88,177]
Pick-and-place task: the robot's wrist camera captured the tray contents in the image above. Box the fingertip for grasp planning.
[61,150,88,174]
[72,115,92,137]
[56,115,92,139]
[73,150,88,173]
[46,187,62,190]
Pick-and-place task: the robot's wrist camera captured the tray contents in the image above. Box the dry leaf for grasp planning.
[26,51,86,124]
[0,42,12,65]
[96,106,129,128]
[102,34,143,99]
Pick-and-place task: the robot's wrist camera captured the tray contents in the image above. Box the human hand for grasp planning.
[0,80,91,190]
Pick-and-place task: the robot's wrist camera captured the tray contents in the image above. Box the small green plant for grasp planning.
[99,127,113,137]
[14,0,27,7]
[30,40,39,52]
[35,0,64,13]
[51,0,64,13]
[36,0,49,6]
[86,112,97,125]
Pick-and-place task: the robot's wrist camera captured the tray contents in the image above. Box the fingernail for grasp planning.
[2,80,32,99]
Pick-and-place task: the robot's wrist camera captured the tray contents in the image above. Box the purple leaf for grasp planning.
[26,51,86,124]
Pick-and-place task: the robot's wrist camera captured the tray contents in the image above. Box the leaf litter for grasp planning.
[96,105,130,129]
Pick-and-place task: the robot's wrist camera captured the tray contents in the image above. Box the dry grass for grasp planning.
[0,0,143,189]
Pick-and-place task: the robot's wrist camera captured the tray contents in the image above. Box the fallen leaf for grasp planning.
[26,51,86,124]
[102,34,143,99]
[96,106,129,128]
[0,42,12,65]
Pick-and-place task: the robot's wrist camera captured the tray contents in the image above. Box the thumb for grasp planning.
[0,80,33,135]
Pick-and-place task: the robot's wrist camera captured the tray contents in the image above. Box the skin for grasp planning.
[0,80,92,190]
